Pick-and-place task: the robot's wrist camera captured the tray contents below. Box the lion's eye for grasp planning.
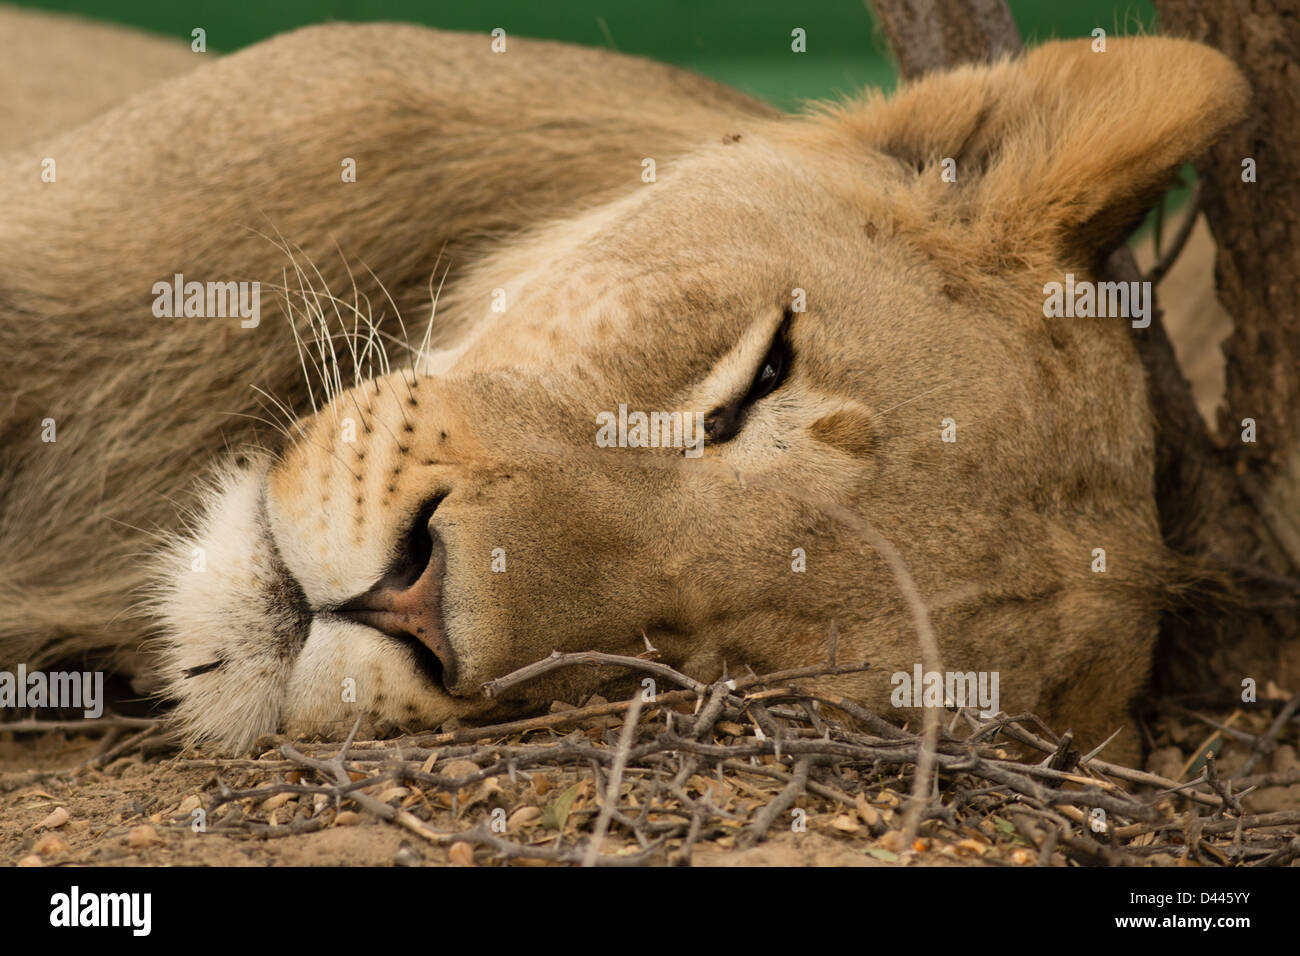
[705,318,793,443]
[744,335,790,406]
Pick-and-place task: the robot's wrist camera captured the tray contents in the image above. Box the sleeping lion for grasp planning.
[0,12,1247,756]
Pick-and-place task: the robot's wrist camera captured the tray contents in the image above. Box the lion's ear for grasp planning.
[849,36,1249,266]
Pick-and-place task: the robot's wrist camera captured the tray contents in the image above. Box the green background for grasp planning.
[14,0,1157,109]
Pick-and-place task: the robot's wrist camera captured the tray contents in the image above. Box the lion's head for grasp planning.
[152,36,1247,753]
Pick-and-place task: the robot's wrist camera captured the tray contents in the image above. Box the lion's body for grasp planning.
[0,10,1247,759]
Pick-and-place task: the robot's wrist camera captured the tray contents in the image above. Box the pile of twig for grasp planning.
[165,650,1300,866]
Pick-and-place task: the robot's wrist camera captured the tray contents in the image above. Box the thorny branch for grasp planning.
[88,646,1296,867]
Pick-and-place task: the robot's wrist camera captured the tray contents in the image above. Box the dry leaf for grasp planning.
[540,781,585,831]
[855,794,880,827]
[831,814,861,833]
[1263,680,1291,702]
[334,811,361,826]
[262,792,294,811]
[460,777,501,815]
[686,775,713,798]
[177,794,202,816]
[36,807,69,830]
[507,806,542,831]
[449,841,476,866]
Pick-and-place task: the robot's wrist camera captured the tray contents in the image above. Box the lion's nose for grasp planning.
[334,500,457,688]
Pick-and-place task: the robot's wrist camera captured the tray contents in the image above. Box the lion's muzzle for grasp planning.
[332,501,456,690]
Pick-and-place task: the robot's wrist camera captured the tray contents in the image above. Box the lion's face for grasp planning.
[153,37,1247,751]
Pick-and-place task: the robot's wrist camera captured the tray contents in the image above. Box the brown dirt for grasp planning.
[3,697,1297,868]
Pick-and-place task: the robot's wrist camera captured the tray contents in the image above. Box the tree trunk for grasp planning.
[871,0,1021,77]
[1148,0,1300,698]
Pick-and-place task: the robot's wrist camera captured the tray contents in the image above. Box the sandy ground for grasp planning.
[4,698,1298,868]
[0,732,970,867]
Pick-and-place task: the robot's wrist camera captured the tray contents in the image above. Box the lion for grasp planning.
[0,12,1248,759]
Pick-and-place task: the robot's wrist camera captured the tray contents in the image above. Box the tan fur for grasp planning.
[0,14,1247,758]
[0,6,196,152]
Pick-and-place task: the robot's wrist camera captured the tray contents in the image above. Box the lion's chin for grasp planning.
[276,616,471,740]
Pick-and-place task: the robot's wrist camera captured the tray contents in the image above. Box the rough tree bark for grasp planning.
[1149,0,1300,698]
[871,0,1022,75]
[868,0,1300,704]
